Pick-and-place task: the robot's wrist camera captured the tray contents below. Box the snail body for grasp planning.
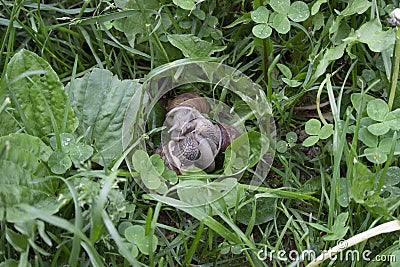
[156,93,240,174]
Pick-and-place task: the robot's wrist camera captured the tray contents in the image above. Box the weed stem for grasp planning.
[388,26,400,111]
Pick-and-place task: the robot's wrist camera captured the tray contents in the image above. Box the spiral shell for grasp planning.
[166,92,210,113]
[156,93,240,174]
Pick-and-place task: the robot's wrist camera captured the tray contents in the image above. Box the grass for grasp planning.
[1,0,400,266]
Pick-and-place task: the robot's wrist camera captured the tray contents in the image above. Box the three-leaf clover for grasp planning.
[357,98,400,164]
[277,131,298,153]
[48,133,93,174]
[251,0,310,39]
[302,119,333,147]
[124,225,158,256]
[132,150,178,194]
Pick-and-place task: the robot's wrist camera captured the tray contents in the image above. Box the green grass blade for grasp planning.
[22,206,105,267]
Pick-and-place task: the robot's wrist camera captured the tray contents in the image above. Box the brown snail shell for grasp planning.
[156,93,240,174]
[166,92,210,114]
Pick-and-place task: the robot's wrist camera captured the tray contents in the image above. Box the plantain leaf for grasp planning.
[0,50,78,142]
[0,133,69,222]
[66,68,140,167]
[172,0,196,10]
[167,34,226,58]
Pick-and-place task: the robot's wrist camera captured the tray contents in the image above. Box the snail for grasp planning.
[154,93,240,174]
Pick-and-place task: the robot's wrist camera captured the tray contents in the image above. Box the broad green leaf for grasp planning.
[288,1,310,22]
[312,13,324,31]
[282,78,302,87]
[192,9,206,20]
[364,178,400,217]
[1,50,78,142]
[276,140,288,153]
[231,244,242,254]
[167,34,226,57]
[358,127,378,147]
[120,242,139,258]
[112,13,147,48]
[340,0,371,17]
[379,166,400,186]
[125,225,145,243]
[66,68,139,167]
[0,91,20,135]
[390,251,400,267]
[172,0,196,10]
[132,150,150,173]
[125,224,158,255]
[364,147,387,164]
[48,150,72,174]
[224,134,249,174]
[367,99,389,122]
[302,136,319,147]
[0,133,68,222]
[69,143,94,164]
[314,43,346,79]
[269,0,290,14]
[345,19,396,52]
[208,16,218,27]
[0,259,19,267]
[385,109,400,130]
[224,132,265,173]
[251,6,270,24]
[277,63,292,79]
[311,0,327,15]
[149,154,165,175]
[252,24,272,39]
[221,184,245,210]
[305,119,321,135]
[219,242,231,254]
[176,178,237,206]
[307,222,331,233]
[323,212,349,241]
[286,132,298,144]
[318,124,333,139]
[5,228,28,252]
[115,0,159,9]
[338,178,349,207]
[377,138,398,154]
[350,93,375,114]
[351,161,377,202]
[367,122,390,136]
[132,150,162,190]
[361,69,376,82]
[271,13,290,34]
[236,197,276,225]
[224,13,252,29]
[136,235,158,255]
[247,132,270,168]
[161,167,178,184]
[49,133,75,152]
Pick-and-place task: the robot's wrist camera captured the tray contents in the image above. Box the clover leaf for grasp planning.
[250,1,310,39]
[302,119,333,147]
[124,225,158,255]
